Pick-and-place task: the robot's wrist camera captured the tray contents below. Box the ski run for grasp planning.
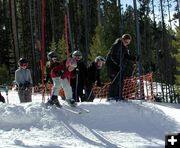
[0,91,179,148]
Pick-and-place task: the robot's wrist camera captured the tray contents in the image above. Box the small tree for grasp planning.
[89,25,107,61]
[56,35,66,60]
[48,35,67,61]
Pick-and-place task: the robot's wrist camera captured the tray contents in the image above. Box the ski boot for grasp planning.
[66,98,77,107]
[46,95,62,108]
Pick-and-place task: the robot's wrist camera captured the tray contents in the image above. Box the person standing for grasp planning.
[85,56,105,102]
[106,34,137,101]
[15,58,33,103]
[70,50,87,102]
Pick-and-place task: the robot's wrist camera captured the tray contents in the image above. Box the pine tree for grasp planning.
[172,27,180,92]
[89,25,107,61]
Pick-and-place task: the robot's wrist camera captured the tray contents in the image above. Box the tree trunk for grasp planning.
[9,0,19,64]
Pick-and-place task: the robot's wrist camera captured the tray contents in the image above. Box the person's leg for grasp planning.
[70,78,77,101]
[47,77,62,107]
[119,70,125,100]
[107,63,120,100]
[78,83,85,102]
[52,77,62,96]
[108,74,120,100]
[61,78,76,106]
[0,96,5,103]
[18,89,26,103]
[61,78,73,100]
[24,87,32,102]
[85,82,94,101]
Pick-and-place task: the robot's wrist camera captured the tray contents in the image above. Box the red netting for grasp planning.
[1,73,154,104]
[92,72,154,100]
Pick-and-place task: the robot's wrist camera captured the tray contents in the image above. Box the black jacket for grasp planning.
[87,62,101,85]
[106,39,135,69]
[71,60,87,86]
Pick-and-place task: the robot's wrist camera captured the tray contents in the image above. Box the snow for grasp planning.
[0,91,180,148]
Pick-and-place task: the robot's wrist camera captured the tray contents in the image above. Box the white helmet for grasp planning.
[47,51,57,60]
[95,56,106,63]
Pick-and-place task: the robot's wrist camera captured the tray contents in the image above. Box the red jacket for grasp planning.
[50,60,76,79]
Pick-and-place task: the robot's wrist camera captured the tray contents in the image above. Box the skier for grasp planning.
[106,34,138,101]
[15,58,33,103]
[46,51,77,107]
[0,91,5,103]
[70,50,87,102]
[85,56,106,102]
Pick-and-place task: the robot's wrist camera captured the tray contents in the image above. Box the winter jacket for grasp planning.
[106,39,135,69]
[87,62,101,85]
[70,60,87,86]
[50,60,75,79]
[15,68,33,86]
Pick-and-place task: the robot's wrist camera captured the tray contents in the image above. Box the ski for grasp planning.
[75,106,90,113]
[63,104,90,114]
[62,106,82,114]
[45,102,81,114]
[45,102,89,114]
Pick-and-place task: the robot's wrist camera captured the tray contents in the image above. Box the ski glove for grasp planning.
[76,68,79,74]
[24,81,32,88]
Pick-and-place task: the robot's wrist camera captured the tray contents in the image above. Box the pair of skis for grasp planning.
[46,103,90,114]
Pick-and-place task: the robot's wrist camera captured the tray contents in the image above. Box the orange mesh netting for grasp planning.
[92,72,154,100]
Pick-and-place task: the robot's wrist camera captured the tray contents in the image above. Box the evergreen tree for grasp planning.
[89,25,107,61]
[172,27,180,86]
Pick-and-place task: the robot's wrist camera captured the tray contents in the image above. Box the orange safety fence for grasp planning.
[92,72,154,101]
[1,72,154,104]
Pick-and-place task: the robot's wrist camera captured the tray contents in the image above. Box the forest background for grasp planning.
[0,0,179,102]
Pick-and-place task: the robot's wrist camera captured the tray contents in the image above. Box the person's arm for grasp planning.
[15,70,20,85]
[109,43,121,66]
[96,69,102,86]
[124,49,136,61]
[27,69,33,85]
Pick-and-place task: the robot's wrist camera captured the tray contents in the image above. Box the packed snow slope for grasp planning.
[0,93,180,148]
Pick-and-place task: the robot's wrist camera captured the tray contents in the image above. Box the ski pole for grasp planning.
[5,85,9,104]
[75,69,79,102]
[87,88,93,101]
[111,71,120,84]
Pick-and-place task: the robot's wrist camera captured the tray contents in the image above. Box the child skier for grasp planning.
[46,51,77,107]
[15,58,33,103]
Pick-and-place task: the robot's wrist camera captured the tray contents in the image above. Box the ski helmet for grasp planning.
[18,58,28,65]
[95,56,106,63]
[72,50,82,61]
[47,51,57,60]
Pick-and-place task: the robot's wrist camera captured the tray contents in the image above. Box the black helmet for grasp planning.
[95,56,106,63]
[47,51,57,60]
[18,58,28,65]
[72,50,82,61]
